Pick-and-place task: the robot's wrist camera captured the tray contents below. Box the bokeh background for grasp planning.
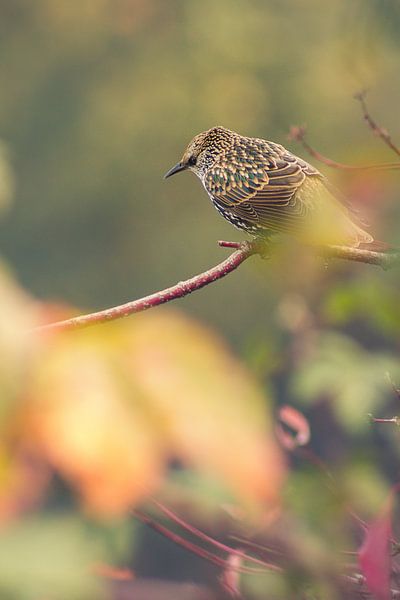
[1,1,400,599]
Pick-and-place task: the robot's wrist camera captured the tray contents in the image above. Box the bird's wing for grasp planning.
[205,143,325,234]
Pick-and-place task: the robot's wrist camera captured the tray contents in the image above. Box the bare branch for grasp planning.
[355,90,400,158]
[318,244,400,269]
[288,125,400,171]
[32,241,399,334]
[223,240,399,269]
[33,241,258,334]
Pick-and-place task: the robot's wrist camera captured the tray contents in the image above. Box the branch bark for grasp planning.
[32,241,399,334]
[317,244,399,268]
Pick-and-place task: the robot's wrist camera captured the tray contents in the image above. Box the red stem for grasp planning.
[152,499,280,571]
[134,511,271,575]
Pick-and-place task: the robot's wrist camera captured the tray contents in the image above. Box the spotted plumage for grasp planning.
[164,126,375,248]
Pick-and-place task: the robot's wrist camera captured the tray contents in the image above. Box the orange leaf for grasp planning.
[126,312,286,507]
[26,333,164,516]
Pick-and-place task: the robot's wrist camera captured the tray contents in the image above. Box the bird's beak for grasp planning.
[164,162,187,179]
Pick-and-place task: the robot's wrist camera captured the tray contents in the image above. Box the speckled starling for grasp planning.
[164,126,375,248]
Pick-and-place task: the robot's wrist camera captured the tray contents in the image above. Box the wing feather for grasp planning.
[205,139,323,233]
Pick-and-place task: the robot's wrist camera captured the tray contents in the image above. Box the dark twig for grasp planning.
[288,125,400,171]
[32,241,399,334]
[355,91,400,158]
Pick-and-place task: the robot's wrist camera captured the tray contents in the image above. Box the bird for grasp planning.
[164,126,382,249]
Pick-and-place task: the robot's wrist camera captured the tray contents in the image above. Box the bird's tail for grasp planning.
[358,239,395,253]
[352,224,395,253]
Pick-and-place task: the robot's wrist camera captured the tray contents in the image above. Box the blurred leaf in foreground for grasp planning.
[125,312,285,509]
[25,328,164,516]
[0,257,285,524]
[10,307,285,517]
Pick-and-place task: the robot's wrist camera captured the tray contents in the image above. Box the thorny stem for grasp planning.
[32,241,399,334]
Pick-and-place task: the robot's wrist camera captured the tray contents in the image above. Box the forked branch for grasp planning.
[289,91,400,170]
[288,125,400,171]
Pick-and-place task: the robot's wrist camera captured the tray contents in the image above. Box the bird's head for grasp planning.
[164,126,235,180]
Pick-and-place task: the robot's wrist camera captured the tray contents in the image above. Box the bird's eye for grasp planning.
[188,156,196,166]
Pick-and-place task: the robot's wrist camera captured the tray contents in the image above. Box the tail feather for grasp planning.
[349,222,394,253]
[358,239,395,253]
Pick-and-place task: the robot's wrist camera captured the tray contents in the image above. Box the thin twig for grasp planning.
[288,125,400,171]
[369,416,400,426]
[32,241,399,334]
[151,499,280,571]
[344,574,400,599]
[386,372,400,401]
[134,511,272,575]
[229,537,285,559]
[355,91,400,158]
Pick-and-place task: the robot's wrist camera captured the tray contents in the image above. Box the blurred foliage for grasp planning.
[0,264,283,597]
[292,331,400,430]
[0,0,400,598]
[25,310,284,515]
[0,516,105,600]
